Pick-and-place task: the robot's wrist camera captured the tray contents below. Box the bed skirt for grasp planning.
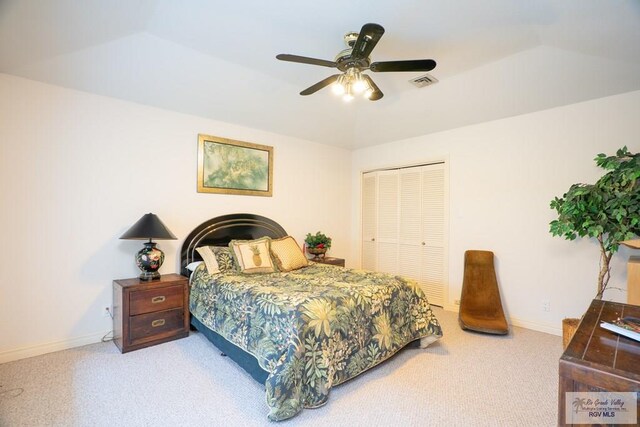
[191,315,269,384]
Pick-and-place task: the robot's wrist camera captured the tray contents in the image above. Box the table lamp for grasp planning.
[120,213,177,281]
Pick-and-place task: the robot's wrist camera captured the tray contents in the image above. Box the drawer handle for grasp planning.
[151,319,165,328]
[151,296,166,304]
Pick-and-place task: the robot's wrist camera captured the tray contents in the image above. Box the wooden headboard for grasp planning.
[180,213,288,276]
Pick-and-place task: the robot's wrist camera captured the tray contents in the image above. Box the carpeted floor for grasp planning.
[0,308,561,426]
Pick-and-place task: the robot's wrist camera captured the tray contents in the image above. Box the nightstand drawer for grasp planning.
[129,285,183,315]
[129,308,184,345]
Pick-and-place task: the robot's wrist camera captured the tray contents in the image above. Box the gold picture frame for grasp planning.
[197,134,273,196]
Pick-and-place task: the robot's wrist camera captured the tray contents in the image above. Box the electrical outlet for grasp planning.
[454,299,460,305]
[103,306,111,318]
[541,300,550,312]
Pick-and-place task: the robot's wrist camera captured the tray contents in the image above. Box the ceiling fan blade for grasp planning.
[370,59,436,72]
[276,54,337,68]
[300,74,341,96]
[350,23,385,61]
[363,75,384,101]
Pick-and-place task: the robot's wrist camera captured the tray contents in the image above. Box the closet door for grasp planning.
[398,167,423,284]
[361,163,447,307]
[375,170,399,274]
[361,172,377,271]
[421,163,446,306]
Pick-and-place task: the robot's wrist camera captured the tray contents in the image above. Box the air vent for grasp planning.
[409,73,439,88]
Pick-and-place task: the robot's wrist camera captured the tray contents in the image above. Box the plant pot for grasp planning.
[307,246,327,260]
[562,317,581,349]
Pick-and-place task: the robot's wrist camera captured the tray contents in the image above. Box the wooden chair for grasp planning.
[458,250,509,335]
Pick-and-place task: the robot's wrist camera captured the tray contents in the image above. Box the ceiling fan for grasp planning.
[276,23,436,102]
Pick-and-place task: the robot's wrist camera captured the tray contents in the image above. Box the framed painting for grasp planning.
[198,135,273,197]
[197,134,273,197]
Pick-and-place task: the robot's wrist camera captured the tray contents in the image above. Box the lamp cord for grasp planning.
[102,307,114,342]
[101,330,114,342]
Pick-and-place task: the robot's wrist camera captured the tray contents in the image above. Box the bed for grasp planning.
[180,214,443,421]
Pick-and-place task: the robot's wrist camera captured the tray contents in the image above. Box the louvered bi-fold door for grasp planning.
[361,172,377,271]
[375,171,399,274]
[398,167,423,290]
[420,164,445,306]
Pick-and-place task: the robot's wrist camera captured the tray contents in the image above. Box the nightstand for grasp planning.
[113,273,189,353]
[311,257,345,267]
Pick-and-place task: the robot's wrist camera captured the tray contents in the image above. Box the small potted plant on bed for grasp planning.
[549,147,640,347]
[305,231,332,260]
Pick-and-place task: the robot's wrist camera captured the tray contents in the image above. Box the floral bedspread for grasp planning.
[189,262,442,421]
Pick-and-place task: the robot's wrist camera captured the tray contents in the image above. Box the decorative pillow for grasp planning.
[195,247,219,274]
[229,237,276,274]
[194,246,238,273]
[210,246,238,273]
[270,236,308,272]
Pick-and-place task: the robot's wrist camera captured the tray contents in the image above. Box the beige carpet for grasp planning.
[0,308,561,426]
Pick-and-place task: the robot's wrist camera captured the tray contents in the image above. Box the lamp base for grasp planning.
[135,241,165,282]
[139,271,161,281]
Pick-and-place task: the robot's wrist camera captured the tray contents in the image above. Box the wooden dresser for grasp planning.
[558,299,640,426]
[113,274,189,353]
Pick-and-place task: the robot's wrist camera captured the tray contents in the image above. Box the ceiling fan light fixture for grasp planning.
[343,83,354,102]
[332,75,346,95]
[364,87,374,99]
[352,75,367,94]
[332,85,345,96]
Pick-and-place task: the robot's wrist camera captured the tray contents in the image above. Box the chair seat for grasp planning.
[458,250,509,335]
[459,312,509,335]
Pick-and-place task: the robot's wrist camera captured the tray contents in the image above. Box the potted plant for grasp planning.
[549,147,640,346]
[305,231,332,260]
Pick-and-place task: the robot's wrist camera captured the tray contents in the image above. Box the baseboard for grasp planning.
[443,303,459,312]
[0,331,110,364]
[441,306,562,336]
[509,317,561,336]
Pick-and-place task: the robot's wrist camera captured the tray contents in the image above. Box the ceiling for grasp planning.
[1,1,639,149]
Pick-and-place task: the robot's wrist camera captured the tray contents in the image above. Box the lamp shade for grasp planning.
[120,213,177,240]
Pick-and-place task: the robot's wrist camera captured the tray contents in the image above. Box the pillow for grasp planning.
[229,237,276,274]
[211,246,238,272]
[186,261,203,272]
[195,247,219,274]
[195,246,237,273]
[270,236,308,272]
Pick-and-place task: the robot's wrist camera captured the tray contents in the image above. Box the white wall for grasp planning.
[0,74,352,362]
[351,90,640,335]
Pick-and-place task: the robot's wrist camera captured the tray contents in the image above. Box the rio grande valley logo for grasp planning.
[566,392,637,424]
